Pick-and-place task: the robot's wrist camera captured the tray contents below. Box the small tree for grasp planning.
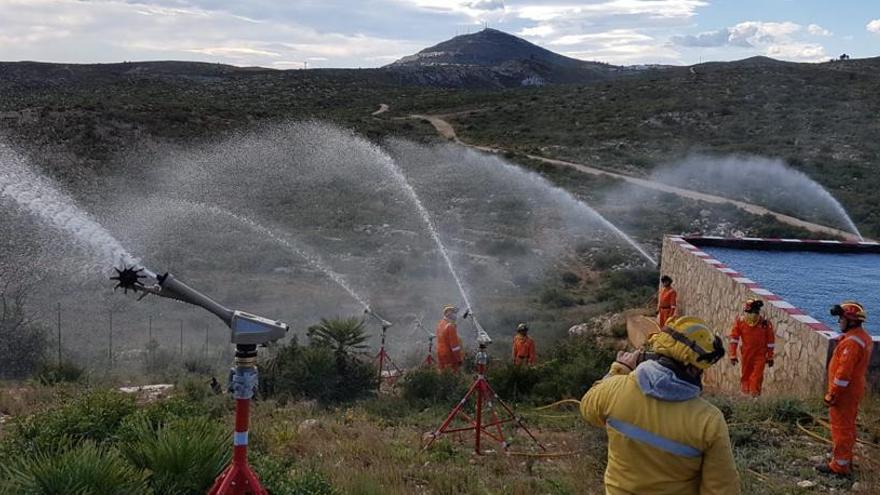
[307,317,369,373]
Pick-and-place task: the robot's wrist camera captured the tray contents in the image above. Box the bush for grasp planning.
[0,441,149,495]
[8,390,137,456]
[486,337,614,404]
[117,395,223,443]
[249,457,339,495]
[400,368,468,406]
[595,268,657,311]
[260,337,376,404]
[560,271,581,286]
[183,357,215,375]
[540,287,576,308]
[36,360,85,385]
[486,363,544,402]
[121,416,230,495]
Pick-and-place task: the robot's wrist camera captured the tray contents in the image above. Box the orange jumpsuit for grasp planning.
[728,316,775,396]
[436,318,463,371]
[657,287,677,326]
[512,334,536,365]
[826,327,873,474]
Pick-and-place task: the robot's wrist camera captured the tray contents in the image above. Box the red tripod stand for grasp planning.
[421,336,436,367]
[375,325,402,390]
[208,345,267,495]
[423,344,545,455]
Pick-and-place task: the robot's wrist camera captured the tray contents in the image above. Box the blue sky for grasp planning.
[0,0,877,67]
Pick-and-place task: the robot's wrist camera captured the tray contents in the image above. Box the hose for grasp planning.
[534,399,581,411]
[506,450,583,458]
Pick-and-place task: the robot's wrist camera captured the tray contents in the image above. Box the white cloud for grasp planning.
[515,0,707,21]
[868,19,880,34]
[672,20,828,62]
[510,0,708,65]
[807,24,831,36]
[0,0,422,67]
[394,0,506,20]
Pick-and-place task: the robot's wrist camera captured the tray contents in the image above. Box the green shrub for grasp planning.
[260,336,376,404]
[484,337,614,404]
[8,390,137,456]
[0,441,149,495]
[400,368,468,406]
[486,362,543,402]
[117,395,223,443]
[595,268,657,311]
[560,271,581,286]
[36,360,85,385]
[183,357,214,375]
[121,416,230,495]
[248,457,339,495]
[540,287,576,308]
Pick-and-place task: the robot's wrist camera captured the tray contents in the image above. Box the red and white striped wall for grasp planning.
[669,236,880,343]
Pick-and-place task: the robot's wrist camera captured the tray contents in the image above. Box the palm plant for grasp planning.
[307,317,369,373]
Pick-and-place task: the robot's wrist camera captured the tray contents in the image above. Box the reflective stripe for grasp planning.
[450,346,461,352]
[606,418,701,458]
[234,431,248,446]
[848,336,867,348]
[833,378,850,387]
[835,459,850,466]
[767,343,775,348]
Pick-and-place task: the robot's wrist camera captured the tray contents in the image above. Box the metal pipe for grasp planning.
[156,273,234,326]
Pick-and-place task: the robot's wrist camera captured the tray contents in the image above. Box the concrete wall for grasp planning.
[660,236,833,398]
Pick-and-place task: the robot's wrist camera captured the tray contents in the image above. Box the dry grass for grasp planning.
[248,399,604,494]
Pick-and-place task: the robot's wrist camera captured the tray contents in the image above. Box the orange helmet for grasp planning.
[830,301,866,322]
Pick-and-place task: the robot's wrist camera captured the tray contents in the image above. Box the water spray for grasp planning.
[173,200,371,310]
[374,153,474,312]
[0,143,149,276]
[111,265,287,494]
[364,307,401,390]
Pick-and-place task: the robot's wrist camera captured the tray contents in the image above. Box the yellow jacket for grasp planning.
[581,360,740,495]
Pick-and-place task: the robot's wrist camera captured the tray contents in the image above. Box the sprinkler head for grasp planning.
[110,266,147,294]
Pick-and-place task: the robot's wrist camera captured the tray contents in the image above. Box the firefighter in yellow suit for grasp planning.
[580,316,741,495]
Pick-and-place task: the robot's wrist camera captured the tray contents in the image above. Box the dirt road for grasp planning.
[412,113,861,241]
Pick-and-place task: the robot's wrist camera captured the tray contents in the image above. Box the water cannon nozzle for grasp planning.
[110,265,148,294]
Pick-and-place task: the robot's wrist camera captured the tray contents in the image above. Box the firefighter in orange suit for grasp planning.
[728,299,775,396]
[512,323,537,365]
[817,301,873,477]
[436,305,463,371]
[657,275,677,326]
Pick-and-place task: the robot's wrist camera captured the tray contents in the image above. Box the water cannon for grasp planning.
[364,307,393,330]
[111,266,288,345]
[463,308,492,347]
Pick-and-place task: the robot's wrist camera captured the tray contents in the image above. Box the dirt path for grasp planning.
[372,103,390,116]
[412,113,861,241]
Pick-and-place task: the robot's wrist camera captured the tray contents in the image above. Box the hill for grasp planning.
[386,28,626,87]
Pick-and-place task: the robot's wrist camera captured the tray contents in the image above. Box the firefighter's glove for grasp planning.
[610,350,640,375]
[824,393,837,407]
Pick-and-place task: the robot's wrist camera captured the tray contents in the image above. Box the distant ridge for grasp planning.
[385,28,624,88]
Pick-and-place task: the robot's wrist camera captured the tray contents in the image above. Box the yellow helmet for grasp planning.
[649,316,725,370]
[442,305,459,314]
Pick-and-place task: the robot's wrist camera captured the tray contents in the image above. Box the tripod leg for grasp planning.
[423,379,480,450]
[486,383,546,451]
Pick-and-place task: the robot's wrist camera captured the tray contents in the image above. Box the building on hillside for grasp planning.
[659,236,880,398]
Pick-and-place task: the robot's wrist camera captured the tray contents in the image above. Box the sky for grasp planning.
[0,0,877,68]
